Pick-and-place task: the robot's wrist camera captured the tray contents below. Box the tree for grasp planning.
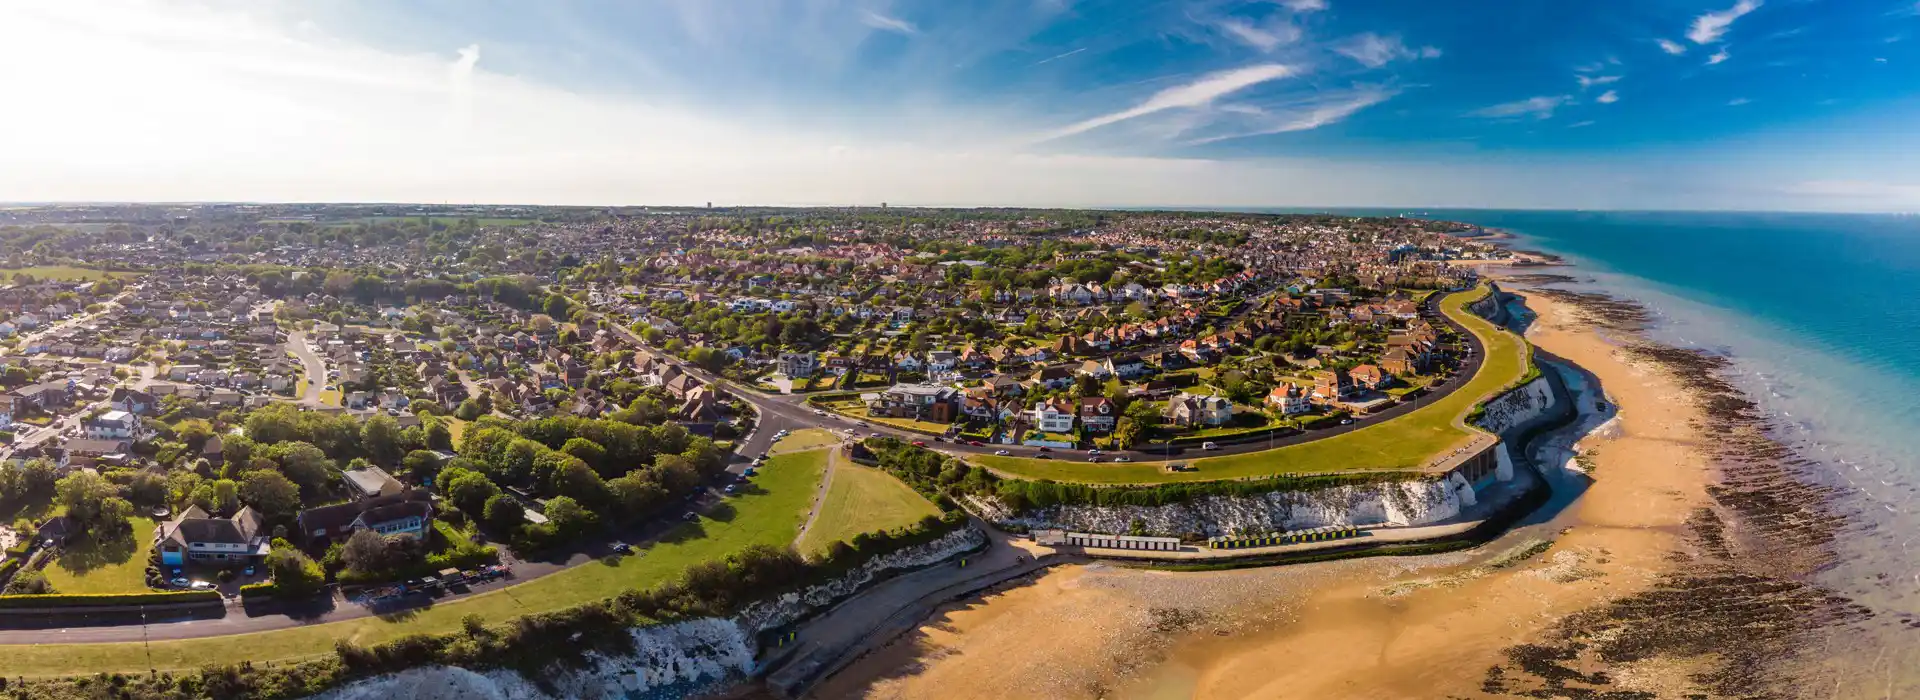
[607,473,668,520]
[441,468,499,515]
[124,471,169,508]
[424,419,454,451]
[362,414,401,464]
[340,529,391,574]
[402,450,443,484]
[174,419,214,448]
[239,471,302,518]
[551,460,608,506]
[454,399,485,421]
[270,442,333,493]
[482,493,525,533]
[190,478,241,515]
[264,545,325,597]
[56,472,122,527]
[560,437,605,471]
[543,496,595,535]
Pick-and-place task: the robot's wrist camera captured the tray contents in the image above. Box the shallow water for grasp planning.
[1452,210,1920,695]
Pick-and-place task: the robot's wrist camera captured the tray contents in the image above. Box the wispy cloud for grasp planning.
[861,11,917,35]
[1576,74,1622,89]
[1727,97,1752,106]
[1279,0,1329,12]
[1031,47,1086,66]
[1217,17,1301,52]
[1185,87,1396,144]
[1707,48,1730,65]
[1470,95,1569,119]
[1037,63,1295,142]
[1657,38,1688,55]
[1335,33,1441,68]
[1688,0,1761,44]
[1568,120,1596,128]
[1595,90,1619,104]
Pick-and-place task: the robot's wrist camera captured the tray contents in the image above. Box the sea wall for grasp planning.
[987,480,1462,538]
[1474,375,1557,435]
[310,527,986,700]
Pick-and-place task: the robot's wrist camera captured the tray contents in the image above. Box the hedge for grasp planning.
[0,558,18,584]
[239,582,279,599]
[0,590,222,608]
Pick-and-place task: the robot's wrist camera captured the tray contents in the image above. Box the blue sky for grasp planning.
[2,0,1917,210]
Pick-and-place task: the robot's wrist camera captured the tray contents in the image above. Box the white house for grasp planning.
[84,410,141,440]
[1266,384,1313,416]
[1027,399,1078,433]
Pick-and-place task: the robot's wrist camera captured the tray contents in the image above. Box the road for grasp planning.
[284,329,327,406]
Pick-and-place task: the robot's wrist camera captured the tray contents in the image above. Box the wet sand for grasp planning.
[816,283,1848,699]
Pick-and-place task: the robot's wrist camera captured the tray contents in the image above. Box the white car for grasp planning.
[994,449,1010,456]
[1201,441,1220,451]
[188,581,215,591]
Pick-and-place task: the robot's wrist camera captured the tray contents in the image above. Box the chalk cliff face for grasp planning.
[993,480,1462,538]
[311,527,986,700]
[1476,375,1556,435]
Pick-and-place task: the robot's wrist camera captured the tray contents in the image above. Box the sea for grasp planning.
[1360,209,1920,694]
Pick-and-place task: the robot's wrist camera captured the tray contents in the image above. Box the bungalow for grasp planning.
[295,490,434,545]
[156,506,272,567]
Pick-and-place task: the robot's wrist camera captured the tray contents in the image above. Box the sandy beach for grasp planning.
[817,280,1751,699]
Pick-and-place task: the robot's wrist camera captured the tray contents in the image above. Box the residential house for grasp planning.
[1104,353,1149,379]
[83,410,141,440]
[296,490,434,545]
[154,505,271,567]
[1349,364,1391,390]
[866,383,958,423]
[1266,384,1313,416]
[1079,396,1118,433]
[1311,369,1359,403]
[777,352,819,379]
[109,388,155,415]
[1032,365,1076,391]
[343,466,405,500]
[1164,392,1234,428]
[1026,398,1077,434]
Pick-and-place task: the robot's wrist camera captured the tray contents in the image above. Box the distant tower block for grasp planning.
[881,202,888,208]
[1495,442,1515,481]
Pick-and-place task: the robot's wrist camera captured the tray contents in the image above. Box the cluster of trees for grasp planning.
[434,416,727,552]
[245,403,452,465]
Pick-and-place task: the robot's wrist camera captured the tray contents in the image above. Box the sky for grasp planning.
[1,0,1918,211]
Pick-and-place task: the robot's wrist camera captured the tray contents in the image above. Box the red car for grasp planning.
[967,440,983,446]
[911,440,928,447]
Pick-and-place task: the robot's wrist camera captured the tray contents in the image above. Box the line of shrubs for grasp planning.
[0,590,222,609]
[991,471,1409,511]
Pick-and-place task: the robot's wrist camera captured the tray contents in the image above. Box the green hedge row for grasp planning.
[0,558,19,584]
[239,582,278,599]
[0,589,222,608]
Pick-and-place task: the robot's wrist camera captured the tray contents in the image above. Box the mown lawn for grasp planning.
[0,449,830,676]
[768,428,840,455]
[970,286,1529,484]
[0,266,140,282]
[797,461,940,556]
[41,518,157,594]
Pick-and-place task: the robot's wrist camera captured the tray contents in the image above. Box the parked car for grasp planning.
[189,581,215,591]
[723,485,738,494]
[743,466,758,476]
[169,577,191,588]
[1114,456,1131,462]
[1087,456,1101,463]
[813,409,827,416]
[967,440,983,446]
[1037,446,1052,452]
[682,512,700,522]
[1202,441,1220,451]
[911,440,927,447]
[611,543,633,555]
[1087,449,1102,455]
[994,449,1010,456]
[1339,419,1354,425]
[1036,454,1052,460]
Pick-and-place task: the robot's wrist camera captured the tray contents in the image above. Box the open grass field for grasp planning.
[40,518,156,595]
[768,428,840,455]
[970,286,1529,484]
[0,266,140,282]
[797,461,941,555]
[0,449,829,677]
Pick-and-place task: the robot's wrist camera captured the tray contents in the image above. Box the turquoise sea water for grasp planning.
[1436,209,1920,692]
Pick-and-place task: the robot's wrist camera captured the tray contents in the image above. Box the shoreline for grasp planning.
[812,268,1857,699]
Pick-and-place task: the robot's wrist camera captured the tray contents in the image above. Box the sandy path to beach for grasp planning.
[816,287,1721,700]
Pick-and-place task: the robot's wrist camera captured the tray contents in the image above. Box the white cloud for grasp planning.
[1036,63,1295,142]
[1279,0,1329,12]
[1218,17,1301,52]
[1568,120,1596,128]
[1688,0,1761,44]
[1031,47,1087,66]
[1576,74,1622,89]
[1728,97,1752,106]
[1707,48,1731,65]
[1336,33,1440,68]
[1185,88,1396,144]
[1595,90,1619,104]
[1658,39,1688,55]
[1470,95,1570,119]
[861,11,917,35]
